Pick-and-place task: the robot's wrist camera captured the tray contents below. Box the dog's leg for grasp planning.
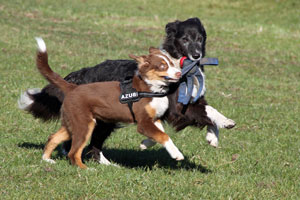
[205,105,235,147]
[87,121,115,164]
[140,120,162,150]
[206,125,219,147]
[42,126,70,163]
[205,105,235,129]
[68,120,96,169]
[138,120,184,160]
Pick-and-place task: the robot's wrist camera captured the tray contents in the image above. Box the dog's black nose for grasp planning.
[192,53,200,59]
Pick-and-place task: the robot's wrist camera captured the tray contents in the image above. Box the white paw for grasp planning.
[219,118,236,129]
[98,152,119,167]
[205,106,236,129]
[164,139,184,161]
[42,158,56,164]
[140,139,157,150]
[174,151,185,161]
[206,132,218,147]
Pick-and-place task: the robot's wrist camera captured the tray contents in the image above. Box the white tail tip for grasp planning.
[35,37,46,53]
[18,88,41,110]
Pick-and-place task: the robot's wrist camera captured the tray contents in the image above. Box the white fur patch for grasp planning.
[154,121,164,132]
[206,125,219,147]
[145,79,168,93]
[98,152,119,167]
[149,97,168,118]
[98,152,111,165]
[205,105,236,129]
[42,154,56,164]
[18,88,41,110]
[35,37,46,53]
[163,138,184,161]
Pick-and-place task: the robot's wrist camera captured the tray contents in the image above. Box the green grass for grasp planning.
[1,0,300,199]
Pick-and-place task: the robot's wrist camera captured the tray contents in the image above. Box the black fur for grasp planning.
[23,18,213,157]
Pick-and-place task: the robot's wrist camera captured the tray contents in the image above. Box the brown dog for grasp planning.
[35,38,183,169]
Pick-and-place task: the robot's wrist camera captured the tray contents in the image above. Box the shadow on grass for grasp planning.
[17,142,66,159]
[18,142,45,150]
[18,142,210,173]
[99,148,210,173]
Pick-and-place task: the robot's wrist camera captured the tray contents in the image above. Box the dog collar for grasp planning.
[180,57,219,68]
[180,56,187,68]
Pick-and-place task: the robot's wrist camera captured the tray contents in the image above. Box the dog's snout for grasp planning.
[192,53,200,59]
[175,72,181,78]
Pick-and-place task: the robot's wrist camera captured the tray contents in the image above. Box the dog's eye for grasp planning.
[197,37,203,43]
[160,65,167,70]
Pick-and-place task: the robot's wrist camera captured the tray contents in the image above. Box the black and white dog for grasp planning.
[19,18,235,165]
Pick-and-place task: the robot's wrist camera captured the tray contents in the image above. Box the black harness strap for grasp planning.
[127,102,136,122]
[119,77,167,122]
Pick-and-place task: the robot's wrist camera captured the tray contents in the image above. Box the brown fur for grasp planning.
[37,46,180,169]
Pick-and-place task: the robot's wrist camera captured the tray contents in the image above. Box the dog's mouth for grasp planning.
[162,76,180,82]
[188,53,202,61]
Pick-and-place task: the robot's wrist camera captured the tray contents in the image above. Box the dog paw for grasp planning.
[98,152,119,167]
[164,139,184,161]
[168,147,184,161]
[206,132,218,147]
[218,118,236,129]
[175,152,185,161]
[42,158,56,164]
[140,139,157,150]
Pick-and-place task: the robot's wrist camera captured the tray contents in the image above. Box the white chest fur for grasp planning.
[149,96,169,119]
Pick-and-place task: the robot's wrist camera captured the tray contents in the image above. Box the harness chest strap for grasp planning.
[119,77,167,122]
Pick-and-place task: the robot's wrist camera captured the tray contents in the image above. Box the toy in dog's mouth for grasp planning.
[162,76,180,82]
[162,71,182,82]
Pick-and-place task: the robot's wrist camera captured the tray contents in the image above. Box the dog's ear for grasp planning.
[190,17,206,39]
[148,47,160,54]
[129,54,148,65]
[165,20,180,36]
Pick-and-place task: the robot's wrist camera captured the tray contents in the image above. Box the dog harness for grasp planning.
[119,57,218,121]
[119,77,167,122]
[178,57,218,105]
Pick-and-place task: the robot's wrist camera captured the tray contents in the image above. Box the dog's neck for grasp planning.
[144,79,169,93]
[133,74,169,94]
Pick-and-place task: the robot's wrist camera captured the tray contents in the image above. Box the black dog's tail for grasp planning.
[18,84,64,121]
[18,38,76,121]
[35,37,76,94]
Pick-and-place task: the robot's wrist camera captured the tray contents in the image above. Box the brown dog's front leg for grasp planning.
[137,119,184,161]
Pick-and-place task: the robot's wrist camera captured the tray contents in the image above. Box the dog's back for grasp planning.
[37,38,184,168]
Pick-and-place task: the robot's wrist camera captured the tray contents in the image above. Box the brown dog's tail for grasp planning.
[35,37,76,94]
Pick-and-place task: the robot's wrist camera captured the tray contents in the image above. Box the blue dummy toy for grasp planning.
[178,57,218,105]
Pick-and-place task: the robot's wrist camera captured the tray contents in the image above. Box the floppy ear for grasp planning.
[148,47,160,54]
[190,17,207,39]
[165,20,180,36]
[129,54,147,65]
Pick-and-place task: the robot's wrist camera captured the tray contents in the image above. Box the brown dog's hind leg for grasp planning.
[68,120,96,169]
[42,126,70,163]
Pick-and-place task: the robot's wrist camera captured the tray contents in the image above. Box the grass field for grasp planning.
[1,0,300,199]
